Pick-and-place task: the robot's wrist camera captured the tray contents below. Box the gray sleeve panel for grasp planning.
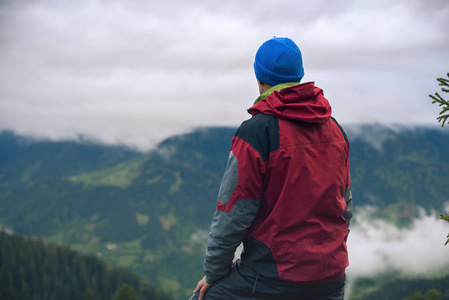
[343,186,353,226]
[204,198,262,284]
[217,151,238,205]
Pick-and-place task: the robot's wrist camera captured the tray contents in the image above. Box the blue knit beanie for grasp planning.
[254,37,304,86]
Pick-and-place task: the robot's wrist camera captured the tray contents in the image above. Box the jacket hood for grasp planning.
[249,82,332,124]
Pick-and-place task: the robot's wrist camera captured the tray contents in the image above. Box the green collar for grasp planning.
[254,82,300,105]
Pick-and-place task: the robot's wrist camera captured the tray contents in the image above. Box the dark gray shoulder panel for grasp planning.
[235,114,280,162]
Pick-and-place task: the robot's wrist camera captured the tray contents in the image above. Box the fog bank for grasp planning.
[347,206,449,278]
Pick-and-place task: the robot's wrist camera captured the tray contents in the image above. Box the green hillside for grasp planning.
[0,230,173,300]
[1,126,449,299]
[0,128,234,299]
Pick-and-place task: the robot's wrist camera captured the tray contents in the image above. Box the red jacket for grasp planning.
[204,82,352,285]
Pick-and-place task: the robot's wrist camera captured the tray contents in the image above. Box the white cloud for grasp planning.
[347,206,449,278]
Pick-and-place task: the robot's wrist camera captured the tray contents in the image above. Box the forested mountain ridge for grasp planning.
[1,125,448,299]
[0,130,140,185]
[0,230,173,300]
[347,124,449,210]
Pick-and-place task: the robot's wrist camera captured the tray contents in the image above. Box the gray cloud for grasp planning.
[347,206,449,278]
[344,205,449,297]
[0,0,448,150]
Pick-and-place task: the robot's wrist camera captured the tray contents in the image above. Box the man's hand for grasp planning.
[193,276,212,300]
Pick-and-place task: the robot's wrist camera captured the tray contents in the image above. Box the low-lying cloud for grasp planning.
[347,206,449,278]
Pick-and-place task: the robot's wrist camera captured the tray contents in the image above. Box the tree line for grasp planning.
[0,231,173,300]
[429,72,449,246]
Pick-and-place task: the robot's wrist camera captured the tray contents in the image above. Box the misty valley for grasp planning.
[1,125,449,300]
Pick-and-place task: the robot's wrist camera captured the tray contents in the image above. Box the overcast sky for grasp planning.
[1,0,448,150]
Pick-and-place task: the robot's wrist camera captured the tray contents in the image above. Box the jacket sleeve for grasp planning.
[331,117,353,228]
[343,186,353,226]
[204,134,265,284]
[344,138,352,227]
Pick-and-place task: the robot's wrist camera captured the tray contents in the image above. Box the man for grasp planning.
[191,37,352,300]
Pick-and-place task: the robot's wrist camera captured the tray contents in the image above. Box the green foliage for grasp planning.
[429,72,449,127]
[440,213,449,246]
[0,231,173,300]
[426,289,443,300]
[84,288,96,300]
[406,292,427,300]
[112,284,138,300]
[404,289,443,300]
[429,72,449,244]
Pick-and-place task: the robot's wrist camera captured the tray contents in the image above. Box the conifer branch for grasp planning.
[432,74,449,245]
[440,213,449,246]
[429,73,449,127]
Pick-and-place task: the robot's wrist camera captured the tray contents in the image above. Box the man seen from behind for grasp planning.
[191,36,353,300]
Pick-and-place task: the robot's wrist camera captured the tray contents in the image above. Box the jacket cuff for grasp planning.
[205,272,224,285]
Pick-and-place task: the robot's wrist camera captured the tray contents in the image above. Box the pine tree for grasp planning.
[429,73,449,246]
[404,289,442,300]
[0,232,173,300]
[405,292,427,300]
[111,283,138,300]
[84,288,95,300]
[429,72,449,127]
[426,289,443,300]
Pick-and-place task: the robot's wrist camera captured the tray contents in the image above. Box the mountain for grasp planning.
[0,128,235,299]
[0,230,173,300]
[0,125,448,299]
[347,124,449,210]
